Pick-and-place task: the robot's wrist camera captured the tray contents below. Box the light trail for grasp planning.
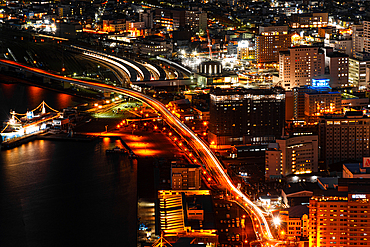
[0,58,275,242]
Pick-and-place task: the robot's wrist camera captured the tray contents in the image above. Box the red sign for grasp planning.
[363,157,370,168]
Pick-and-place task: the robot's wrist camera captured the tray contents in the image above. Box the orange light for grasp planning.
[280,230,285,235]
[242,215,246,218]
[189,153,192,157]
[94,103,98,107]
[203,132,207,136]
[98,105,102,109]
[154,126,158,130]
[145,114,149,117]
[203,171,207,175]
[33,61,37,64]
[135,107,138,111]
[169,132,172,136]
[203,121,208,126]
[117,124,120,128]
[62,68,65,72]
[207,177,211,181]
[163,127,166,130]
[193,159,197,163]
[211,141,215,145]
[174,137,177,141]
[179,143,182,146]
[184,148,188,151]
[133,124,136,128]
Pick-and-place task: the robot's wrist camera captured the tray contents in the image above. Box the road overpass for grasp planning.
[0,58,276,243]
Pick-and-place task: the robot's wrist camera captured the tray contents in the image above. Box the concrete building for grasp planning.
[154,8,185,31]
[364,21,370,53]
[171,163,201,190]
[352,25,364,57]
[309,179,370,247]
[209,88,285,148]
[326,39,352,57]
[279,205,309,241]
[304,91,342,121]
[132,36,173,56]
[265,135,319,178]
[348,56,370,90]
[319,112,370,167]
[291,12,328,28]
[278,46,325,90]
[324,48,349,88]
[343,163,370,178]
[185,9,207,34]
[255,25,292,63]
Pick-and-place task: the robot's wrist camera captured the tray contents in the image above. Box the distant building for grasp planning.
[309,178,370,247]
[265,135,319,178]
[209,88,285,148]
[185,9,207,34]
[343,163,370,178]
[278,46,325,90]
[304,90,342,121]
[154,8,185,31]
[323,47,349,88]
[132,36,173,56]
[255,25,292,63]
[319,112,370,167]
[352,24,364,57]
[171,163,201,190]
[291,12,328,28]
[364,21,370,53]
[279,205,309,241]
[348,56,370,90]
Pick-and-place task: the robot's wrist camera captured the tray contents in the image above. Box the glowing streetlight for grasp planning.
[273,216,281,226]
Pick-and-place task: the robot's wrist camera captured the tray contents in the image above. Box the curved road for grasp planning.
[0,58,275,243]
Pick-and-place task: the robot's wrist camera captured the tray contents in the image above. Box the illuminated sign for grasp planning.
[363,157,370,168]
[312,79,330,88]
[352,194,366,199]
[238,40,249,48]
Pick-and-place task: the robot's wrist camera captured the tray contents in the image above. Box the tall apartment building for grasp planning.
[185,9,207,34]
[326,39,352,56]
[154,8,185,31]
[352,25,364,57]
[279,46,325,90]
[324,48,349,88]
[209,88,285,148]
[255,25,292,63]
[319,112,370,167]
[348,55,370,90]
[265,135,319,178]
[309,179,370,247]
[364,21,370,53]
[171,163,201,190]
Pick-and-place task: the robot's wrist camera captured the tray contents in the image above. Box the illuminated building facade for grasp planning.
[280,205,309,241]
[255,25,292,63]
[309,179,370,247]
[209,88,285,148]
[364,21,370,53]
[237,40,255,60]
[352,25,364,57]
[185,9,207,34]
[265,135,318,178]
[324,48,349,88]
[304,91,342,121]
[319,112,370,167]
[171,163,201,190]
[102,19,126,33]
[154,8,185,31]
[348,57,370,90]
[291,12,328,28]
[132,36,173,56]
[279,46,325,90]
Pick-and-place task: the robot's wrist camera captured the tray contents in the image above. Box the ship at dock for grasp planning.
[1,101,62,147]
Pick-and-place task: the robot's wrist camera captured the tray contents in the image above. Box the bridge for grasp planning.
[0,58,277,244]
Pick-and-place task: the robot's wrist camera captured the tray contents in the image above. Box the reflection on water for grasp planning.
[0,82,87,121]
[0,138,137,246]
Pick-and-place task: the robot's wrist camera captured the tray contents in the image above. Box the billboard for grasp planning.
[311,79,330,88]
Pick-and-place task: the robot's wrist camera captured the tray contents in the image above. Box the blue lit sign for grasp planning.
[312,79,331,88]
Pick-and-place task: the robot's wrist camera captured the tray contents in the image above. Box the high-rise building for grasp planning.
[255,25,292,63]
[265,135,319,178]
[348,55,370,90]
[364,21,370,53]
[154,8,185,31]
[309,178,370,247]
[185,9,207,34]
[279,46,325,90]
[304,91,342,121]
[324,48,349,88]
[352,24,364,57]
[209,88,285,148]
[319,112,370,167]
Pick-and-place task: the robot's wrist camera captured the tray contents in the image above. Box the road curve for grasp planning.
[0,59,275,241]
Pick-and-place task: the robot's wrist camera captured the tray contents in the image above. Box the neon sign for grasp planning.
[312,79,330,88]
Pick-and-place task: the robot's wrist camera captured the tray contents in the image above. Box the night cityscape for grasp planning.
[0,0,370,246]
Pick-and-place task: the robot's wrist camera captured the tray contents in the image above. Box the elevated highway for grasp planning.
[0,58,276,244]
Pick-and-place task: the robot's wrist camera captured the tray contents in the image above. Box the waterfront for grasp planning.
[0,82,86,122]
[0,138,137,247]
[0,82,137,246]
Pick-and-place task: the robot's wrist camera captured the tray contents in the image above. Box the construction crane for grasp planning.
[206,29,212,60]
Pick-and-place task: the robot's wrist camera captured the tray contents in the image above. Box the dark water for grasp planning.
[0,82,86,122]
[0,139,137,247]
[0,83,137,247]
